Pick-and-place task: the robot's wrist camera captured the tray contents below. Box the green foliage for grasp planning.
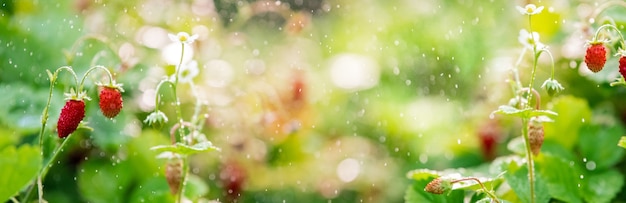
[502,161,550,203]
[0,145,41,202]
[77,158,134,203]
[579,124,625,170]
[150,141,220,156]
[492,105,558,120]
[543,96,592,150]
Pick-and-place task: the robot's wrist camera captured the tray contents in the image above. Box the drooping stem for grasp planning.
[521,118,535,203]
[451,177,500,203]
[189,81,205,130]
[78,65,115,93]
[169,122,195,145]
[153,80,176,112]
[592,24,626,48]
[517,87,541,110]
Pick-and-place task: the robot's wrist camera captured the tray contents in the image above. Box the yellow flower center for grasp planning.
[179,35,188,42]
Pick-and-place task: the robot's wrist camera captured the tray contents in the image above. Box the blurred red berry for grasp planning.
[98,86,123,118]
[619,56,626,79]
[585,43,607,73]
[220,160,246,201]
[478,120,501,161]
[57,99,85,138]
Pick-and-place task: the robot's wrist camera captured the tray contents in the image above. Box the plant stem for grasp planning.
[26,66,78,203]
[521,118,535,203]
[78,65,115,93]
[173,42,187,203]
[451,177,500,203]
[23,133,75,202]
[525,15,537,203]
[592,24,626,48]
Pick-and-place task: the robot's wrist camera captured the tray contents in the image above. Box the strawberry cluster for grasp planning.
[56,82,124,138]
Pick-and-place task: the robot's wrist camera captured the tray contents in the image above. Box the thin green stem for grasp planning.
[521,118,536,203]
[540,49,556,80]
[451,177,500,203]
[189,81,204,130]
[78,65,115,93]
[28,66,78,203]
[173,42,187,203]
[526,15,537,203]
[153,80,176,112]
[23,133,75,202]
[592,24,626,49]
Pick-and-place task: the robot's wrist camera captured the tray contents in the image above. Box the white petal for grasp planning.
[516,6,526,15]
[168,33,178,42]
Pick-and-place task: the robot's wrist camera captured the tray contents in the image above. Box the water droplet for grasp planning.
[586,161,596,171]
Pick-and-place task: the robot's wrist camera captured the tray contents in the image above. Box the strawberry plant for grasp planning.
[406,2,626,203]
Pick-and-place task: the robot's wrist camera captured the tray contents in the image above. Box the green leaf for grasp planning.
[77,158,134,203]
[405,178,465,203]
[579,124,625,170]
[536,154,584,203]
[491,105,557,119]
[0,145,41,202]
[502,161,550,203]
[618,136,626,149]
[543,96,592,150]
[150,141,220,156]
[582,169,624,203]
[184,174,209,201]
[406,168,503,192]
[89,112,132,153]
[129,177,174,203]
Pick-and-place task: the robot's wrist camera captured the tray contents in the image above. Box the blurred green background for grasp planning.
[2,0,626,202]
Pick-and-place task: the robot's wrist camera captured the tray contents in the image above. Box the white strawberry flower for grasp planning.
[168,32,199,44]
[516,4,544,15]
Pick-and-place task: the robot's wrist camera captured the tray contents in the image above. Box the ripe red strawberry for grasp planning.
[619,56,626,79]
[165,158,183,195]
[98,86,123,118]
[528,117,545,156]
[57,99,86,138]
[585,43,607,73]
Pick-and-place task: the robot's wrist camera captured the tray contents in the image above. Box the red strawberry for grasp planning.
[528,117,545,156]
[585,43,607,73]
[57,99,86,138]
[165,158,183,195]
[619,56,626,79]
[98,86,123,118]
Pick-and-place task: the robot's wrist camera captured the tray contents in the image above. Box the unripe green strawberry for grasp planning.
[424,178,452,195]
[585,43,607,73]
[98,86,123,118]
[57,99,86,138]
[165,158,183,195]
[528,117,545,156]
